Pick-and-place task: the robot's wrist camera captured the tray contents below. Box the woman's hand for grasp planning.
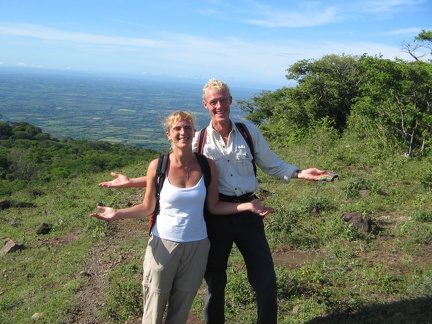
[90,206,117,221]
[249,198,274,216]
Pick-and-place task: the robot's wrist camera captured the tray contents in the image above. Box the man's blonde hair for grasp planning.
[163,110,196,131]
[202,78,231,101]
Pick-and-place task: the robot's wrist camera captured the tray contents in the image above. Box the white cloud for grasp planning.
[377,27,426,36]
[359,0,428,14]
[0,23,167,48]
[244,7,340,27]
[234,0,427,28]
[0,12,418,87]
[145,32,413,85]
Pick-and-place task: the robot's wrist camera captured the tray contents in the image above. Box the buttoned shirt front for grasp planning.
[193,121,299,196]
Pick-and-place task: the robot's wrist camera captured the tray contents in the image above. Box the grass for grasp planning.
[1,133,432,323]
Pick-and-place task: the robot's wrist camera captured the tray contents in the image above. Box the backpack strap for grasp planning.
[197,127,207,155]
[194,152,211,215]
[194,152,211,188]
[155,153,169,199]
[149,153,169,233]
[235,122,257,176]
[235,122,254,157]
[149,153,211,233]
[197,123,256,176]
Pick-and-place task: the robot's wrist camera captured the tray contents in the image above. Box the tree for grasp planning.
[0,121,13,139]
[416,29,432,51]
[401,29,432,61]
[352,56,432,156]
[236,90,283,126]
[237,54,363,142]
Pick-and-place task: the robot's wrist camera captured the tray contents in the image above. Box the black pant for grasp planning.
[203,211,278,324]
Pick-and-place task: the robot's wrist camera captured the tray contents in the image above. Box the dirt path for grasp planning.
[68,206,203,323]
[66,218,145,323]
[68,189,315,324]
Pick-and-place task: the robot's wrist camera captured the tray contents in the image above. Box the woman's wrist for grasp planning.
[238,202,252,212]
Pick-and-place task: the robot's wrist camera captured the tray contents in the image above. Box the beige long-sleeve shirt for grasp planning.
[193,121,299,196]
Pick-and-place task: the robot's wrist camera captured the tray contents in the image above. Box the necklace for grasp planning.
[177,155,192,180]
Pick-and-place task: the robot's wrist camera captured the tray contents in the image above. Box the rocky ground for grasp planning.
[69,218,148,324]
[67,190,209,324]
[64,213,432,324]
[65,191,317,324]
[65,192,432,323]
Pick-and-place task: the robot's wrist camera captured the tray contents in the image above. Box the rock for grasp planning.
[0,200,36,209]
[292,305,301,314]
[14,201,36,208]
[310,207,320,217]
[80,271,92,277]
[0,200,11,209]
[341,211,372,232]
[31,312,42,320]
[36,223,53,235]
[0,238,26,256]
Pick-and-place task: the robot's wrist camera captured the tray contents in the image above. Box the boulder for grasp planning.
[341,211,372,232]
[0,238,26,256]
[36,223,53,235]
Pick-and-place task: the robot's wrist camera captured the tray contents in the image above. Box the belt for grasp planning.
[218,193,256,203]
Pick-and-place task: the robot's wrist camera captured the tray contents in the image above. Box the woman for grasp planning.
[90,111,273,324]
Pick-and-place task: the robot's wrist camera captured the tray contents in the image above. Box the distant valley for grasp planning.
[0,69,261,149]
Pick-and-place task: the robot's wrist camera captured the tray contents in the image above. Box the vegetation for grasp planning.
[0,121,158,195]
[1,32,431,323]
[238,54,432,158]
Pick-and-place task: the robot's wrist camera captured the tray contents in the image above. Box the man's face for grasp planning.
[203,89,232,123]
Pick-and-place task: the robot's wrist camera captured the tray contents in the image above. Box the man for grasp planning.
[99,78,328,323]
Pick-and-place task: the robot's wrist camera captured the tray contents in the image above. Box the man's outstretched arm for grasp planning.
[98,172,148,188]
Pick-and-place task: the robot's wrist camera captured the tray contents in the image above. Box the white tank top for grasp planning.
[152,175,207,242]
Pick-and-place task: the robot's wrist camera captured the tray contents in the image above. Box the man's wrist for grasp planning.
[293,169,302,179]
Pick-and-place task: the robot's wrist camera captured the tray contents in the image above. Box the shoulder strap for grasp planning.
[197,128,207,155]
[155,153,169,198]
[149,153,169,233]
[194,152,211,188]
[197,123,256,176]
[235,122,257,176]
[235,122,255,158]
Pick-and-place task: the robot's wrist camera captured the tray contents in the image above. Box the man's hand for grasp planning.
[298,168,338,182]
[98,172,130,188]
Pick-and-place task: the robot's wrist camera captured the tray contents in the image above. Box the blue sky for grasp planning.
[0,0,430,89]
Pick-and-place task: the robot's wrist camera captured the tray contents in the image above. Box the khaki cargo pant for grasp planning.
[142,235,210,324]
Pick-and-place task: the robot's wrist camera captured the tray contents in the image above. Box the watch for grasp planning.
[293,169,302,178]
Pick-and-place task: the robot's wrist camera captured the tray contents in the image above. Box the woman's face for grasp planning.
[167,117,195,148]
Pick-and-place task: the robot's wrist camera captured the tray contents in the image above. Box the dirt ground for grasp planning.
[67,217,218,324]
[64,212,432,324]
[66,200,317,323]
[61,188,432,324]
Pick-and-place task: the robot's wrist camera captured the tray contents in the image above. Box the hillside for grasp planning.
[2,45,432,322]
[1,119,431,323]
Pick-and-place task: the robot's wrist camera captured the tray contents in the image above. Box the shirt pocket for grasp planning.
[205,143,224,161]
[235,150,254,176]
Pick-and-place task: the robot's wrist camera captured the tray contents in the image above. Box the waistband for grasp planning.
[218,193,256,203]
